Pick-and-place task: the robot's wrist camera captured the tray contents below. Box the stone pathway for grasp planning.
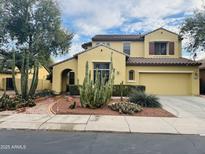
[24,97,55,115]
[0,114,205,135]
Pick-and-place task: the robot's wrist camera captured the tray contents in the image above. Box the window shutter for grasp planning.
[149,42,155,55]
[169,42,174,55]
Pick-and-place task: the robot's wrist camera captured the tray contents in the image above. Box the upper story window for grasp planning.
[128,70,135,81]
[123,42,131,55]
[149,42,174,55]
[154,42,167,55]
[96,42,110,47]
[93,62,110,83]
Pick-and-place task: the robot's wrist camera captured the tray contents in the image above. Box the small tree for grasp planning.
[180,6,205,57]
[79,57,115,108]
[0,0,73,100]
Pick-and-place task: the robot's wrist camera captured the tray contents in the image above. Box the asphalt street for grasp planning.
[0,130,205,154]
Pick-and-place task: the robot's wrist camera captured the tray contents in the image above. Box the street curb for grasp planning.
[0,127,200,136]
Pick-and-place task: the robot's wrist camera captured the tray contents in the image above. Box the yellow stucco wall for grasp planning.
[92,29,181,58]
[52,58,78,93]
[52,46,126,94]
[51,28,199,95]
[144,29,181,58]
[126,66,199,95]
[0,66,51,91]
[92,41,144,57]
[77,46,126,85]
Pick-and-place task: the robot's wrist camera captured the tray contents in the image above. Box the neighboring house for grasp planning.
[0,66,51,91]
[51,28,201,96]
[199,59,205,94]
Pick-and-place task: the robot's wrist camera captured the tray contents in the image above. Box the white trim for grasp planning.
[138,71,193,74]
[127,80,136,83]
[92,60,111,63]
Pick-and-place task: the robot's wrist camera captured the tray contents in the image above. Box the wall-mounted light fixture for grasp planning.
[194,71,198,79]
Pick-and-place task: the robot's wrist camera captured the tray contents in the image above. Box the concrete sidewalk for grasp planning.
[0,114,205,135]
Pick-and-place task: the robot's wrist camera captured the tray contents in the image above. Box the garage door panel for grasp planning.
[139,73,192,95]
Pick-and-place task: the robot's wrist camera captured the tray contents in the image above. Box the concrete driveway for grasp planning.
[159,96,205,119]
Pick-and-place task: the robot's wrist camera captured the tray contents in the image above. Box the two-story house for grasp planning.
[51,28,201,95]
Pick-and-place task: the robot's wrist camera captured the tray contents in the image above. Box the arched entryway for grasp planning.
[61,69,75,93]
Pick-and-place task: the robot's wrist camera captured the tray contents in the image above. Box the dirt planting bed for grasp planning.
[51,96,175,117]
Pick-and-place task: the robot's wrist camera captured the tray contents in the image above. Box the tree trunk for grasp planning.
[24,50,29,99]
[21,50,26,99]
[29,59,39,98]
[12,50,19,95]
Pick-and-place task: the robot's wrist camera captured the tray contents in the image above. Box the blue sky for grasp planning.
[55,0,205,62]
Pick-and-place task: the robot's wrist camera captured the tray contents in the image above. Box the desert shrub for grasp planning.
[68,85,80,95]
[108,102,142,114]
[35,90,53,98]
[129,91,161,108]
[0,93,16,110]
[112,85,145,96]
[79,61,114,108]
[0,93,36,111]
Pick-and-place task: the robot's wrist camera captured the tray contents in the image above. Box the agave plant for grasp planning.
[129,91,161,108]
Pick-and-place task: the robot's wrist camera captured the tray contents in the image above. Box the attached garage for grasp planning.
[139,73,192,95]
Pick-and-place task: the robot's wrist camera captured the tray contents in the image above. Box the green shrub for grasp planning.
[112,85,145,96]
[108,101,142,114]
[68,85,80,95]
[0,93,36,111]
[35,90,53,98]
[67,84,146,97]
[129,91,161,108]
[0,94,16,110]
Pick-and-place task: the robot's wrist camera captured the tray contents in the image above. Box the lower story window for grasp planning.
[93,62,110,82]
[128,70,135,81]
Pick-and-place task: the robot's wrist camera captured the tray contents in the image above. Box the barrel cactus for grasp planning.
[108,102,143,114]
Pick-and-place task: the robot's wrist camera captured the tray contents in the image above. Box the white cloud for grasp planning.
[57,0,204,35]
[55,0,205,61]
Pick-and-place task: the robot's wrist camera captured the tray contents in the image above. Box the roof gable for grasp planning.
[75,44,129,57]
[51,45,128,67]
[145,27,179,36]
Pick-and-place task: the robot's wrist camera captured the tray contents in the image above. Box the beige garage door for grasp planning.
[139,73,192,95]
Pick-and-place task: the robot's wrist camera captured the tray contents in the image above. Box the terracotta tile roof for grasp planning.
[92,35,144,41]
[126,57,201,66]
